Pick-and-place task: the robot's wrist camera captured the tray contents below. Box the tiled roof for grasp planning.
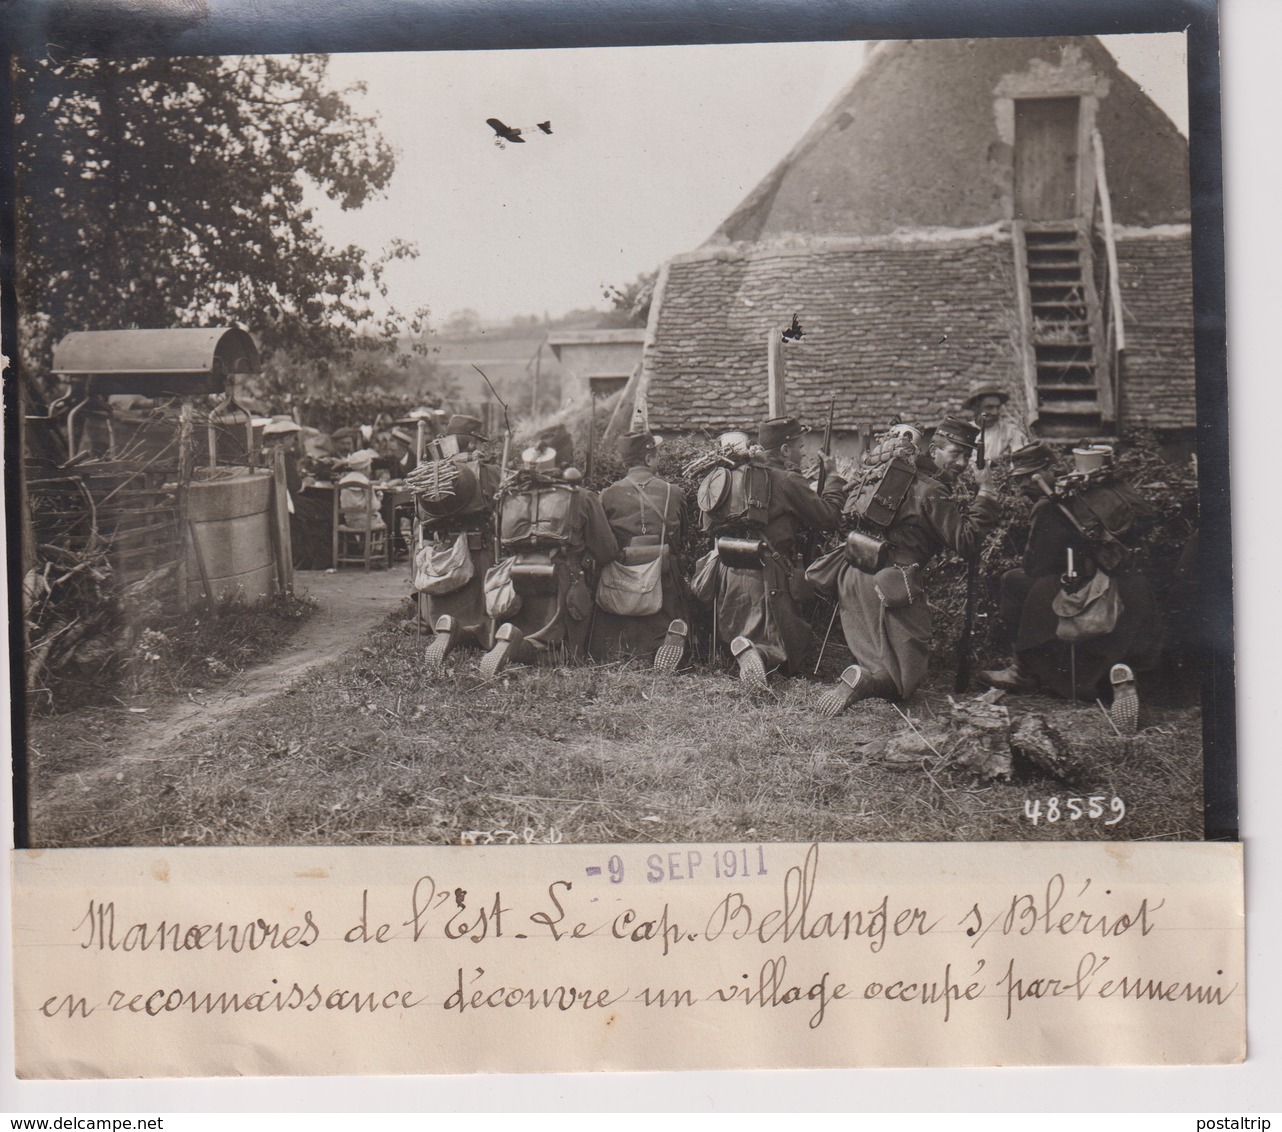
[643,230,1197,434]
[712,37,1189,244]
[645,236,1023,432]
[1115,230,1196,429]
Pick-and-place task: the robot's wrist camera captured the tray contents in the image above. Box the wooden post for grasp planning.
[271,446,294,597]
[331,487,341,571]
[176,399,194,609]
[532,336,543,413]
[767,329,786,418]
[187,520,219,620]
[1092,128,1125,424]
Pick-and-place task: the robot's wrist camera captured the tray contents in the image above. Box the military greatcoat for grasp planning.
[591,468,689,659]
[710,456,847,673]
[417,452,502,650]
[998,480,1162,698]
[836,472,999,698]
[499,483,619,664]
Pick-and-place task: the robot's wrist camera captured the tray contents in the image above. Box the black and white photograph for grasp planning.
[7,13,1229,855]
[11,0,1278,1111]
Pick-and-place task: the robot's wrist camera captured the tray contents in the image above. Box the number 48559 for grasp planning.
[1024,795,1125,826]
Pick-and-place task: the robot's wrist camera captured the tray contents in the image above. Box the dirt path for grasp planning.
[27,565,415,844]
[123,566,413,759]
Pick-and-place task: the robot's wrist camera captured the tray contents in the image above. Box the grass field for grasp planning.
[26,612,1204,848]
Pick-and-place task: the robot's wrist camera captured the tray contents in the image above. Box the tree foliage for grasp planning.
[600,269,657,327]
[13,52,421,377]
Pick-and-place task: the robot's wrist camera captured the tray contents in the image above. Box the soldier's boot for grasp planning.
[1108,663,1140,736]
[978,661,1038,693]
[653,619,689,676]
[819,665,866,718]
[818,665,897,717]
[730,636,769,694]
[479,623,524,680]
[423,615,458,671]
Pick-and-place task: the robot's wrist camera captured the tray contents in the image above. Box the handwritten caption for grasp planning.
[38,844,1235,1032]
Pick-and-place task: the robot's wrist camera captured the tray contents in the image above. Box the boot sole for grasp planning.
[478,641,512,680]
[1109,684,1139,735]
[1107,661,1138,733]
[424,634,454,671]
[653,643,684,676]
[818,688,854,718]
[735,648,769,694]
[819,666,864,718]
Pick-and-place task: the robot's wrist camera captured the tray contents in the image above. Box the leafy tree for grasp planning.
[442,308,482,335]
[13,53,422,381]
[600,269,657,327]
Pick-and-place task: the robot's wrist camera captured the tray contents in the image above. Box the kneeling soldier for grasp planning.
[696,416,846,691]
[979,441,1161,728]
[417,414,502,669]
[480,424,618,677]
[820,417,1000,715]
[592,430,691,671]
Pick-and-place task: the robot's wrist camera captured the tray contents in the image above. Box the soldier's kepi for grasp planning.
[693,415,846,692]
[819,416,1001,716]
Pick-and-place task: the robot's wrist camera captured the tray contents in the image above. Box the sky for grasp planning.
[314,34,1189,328]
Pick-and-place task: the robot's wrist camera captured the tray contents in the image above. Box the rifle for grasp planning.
[816,394,835,496]
[472,363,512,548]
[1063,546,1080,701]
[814,598,840,676]
[953,428,986,693]
[586,394,595,483]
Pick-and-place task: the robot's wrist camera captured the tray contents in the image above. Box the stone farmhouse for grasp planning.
[627,36,1195,455]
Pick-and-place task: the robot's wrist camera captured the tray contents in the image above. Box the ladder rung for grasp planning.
[1039,402,1102,415]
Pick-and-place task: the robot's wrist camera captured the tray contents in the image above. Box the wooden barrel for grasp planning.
[186,469,277,604]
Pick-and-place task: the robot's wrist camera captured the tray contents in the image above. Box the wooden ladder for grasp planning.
[1015,221,1113,438]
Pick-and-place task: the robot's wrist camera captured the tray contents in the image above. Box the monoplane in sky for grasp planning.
[486,118,553,149]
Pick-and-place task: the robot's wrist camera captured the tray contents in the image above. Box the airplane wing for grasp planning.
[485,118,524,142]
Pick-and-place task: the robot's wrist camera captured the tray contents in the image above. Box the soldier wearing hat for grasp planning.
[421,413,503,668]
[978,441,1160,724]
[479,424,618,677]
[819,416,1001,714]
[697,415,847,690]
[591,430,690,669]
[961,380,1027,463]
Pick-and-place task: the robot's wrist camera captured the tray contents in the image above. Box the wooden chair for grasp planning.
[332,482,388,570]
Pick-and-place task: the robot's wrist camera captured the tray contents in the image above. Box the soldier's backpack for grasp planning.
[413,456,485,520]
[843,455,917,529]
[499,484,576,550]
[840,455,918,572]
[1062,481,1145,573]
[697,462,772,535]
